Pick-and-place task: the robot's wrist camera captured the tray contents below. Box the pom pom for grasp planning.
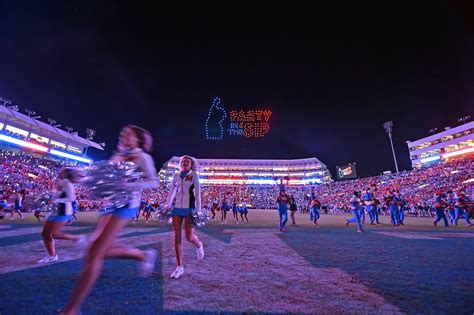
[81,161,143,209]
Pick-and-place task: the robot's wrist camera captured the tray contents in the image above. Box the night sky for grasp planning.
[0,1,473,177]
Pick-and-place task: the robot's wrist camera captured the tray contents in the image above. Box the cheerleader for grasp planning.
[289,194,298,225]
[276,190,290,231]
[10,189,25,220]
[37,168,87,263]
[454,192,472,226]
[302,194,310,214]
[232,197,239,223]
[34,208,46,222]
[142,202,153,223]
[239,203,249,223]
[220,192,230,224]
[446,191,456,225]
[210,198,218,220]
[62,125,159,314]
[372,197,382,224]
[166,155,204,279]
[346,191,364,233]
[0,190,7,219]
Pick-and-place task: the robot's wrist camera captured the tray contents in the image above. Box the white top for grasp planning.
[111,148,158,208]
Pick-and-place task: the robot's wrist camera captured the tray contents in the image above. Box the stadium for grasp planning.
[0,104,102,164]
[2,3,474,314]
[1,99,473,314]
[160,156,332,185]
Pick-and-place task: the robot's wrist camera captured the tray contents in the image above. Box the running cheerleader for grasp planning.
[10,189,25,220]
[61,125,159,314]
[166,155,204,279]
[37,168,87,263]
[346,191,364,233]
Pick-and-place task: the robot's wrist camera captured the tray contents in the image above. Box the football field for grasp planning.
[1,210,473,314]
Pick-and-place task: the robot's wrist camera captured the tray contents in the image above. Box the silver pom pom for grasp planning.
[189,208,211,228]
[81,161,143,209]
[155,207,174,225]
[31,193,56,213]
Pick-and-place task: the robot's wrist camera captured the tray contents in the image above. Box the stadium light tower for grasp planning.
[7,105,19,111]
[428,128,438,135]
[65,126,74,133]
[25,109,42,119]
[47,118,61,128]
[84,128,97,156]
[86,128,96,141]
[458,115,471,125]
[0,97,13,106]
[383,121,399,174]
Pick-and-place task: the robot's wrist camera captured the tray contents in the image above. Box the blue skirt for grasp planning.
[172,208,193,217]
[47,215,73,222]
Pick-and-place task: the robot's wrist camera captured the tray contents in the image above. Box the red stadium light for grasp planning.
[442,147,474,159]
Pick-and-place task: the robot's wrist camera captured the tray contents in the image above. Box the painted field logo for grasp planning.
[205,97,272,139]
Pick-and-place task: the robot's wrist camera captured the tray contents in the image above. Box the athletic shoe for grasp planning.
[467,224,473,227]
[37,255,59,263]
[196,242,204,260]
[170,266,184,279]
[357,229,365,233]
[139,249,157,278]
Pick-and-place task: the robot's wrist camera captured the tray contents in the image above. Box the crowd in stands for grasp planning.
[0,148,472,215]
